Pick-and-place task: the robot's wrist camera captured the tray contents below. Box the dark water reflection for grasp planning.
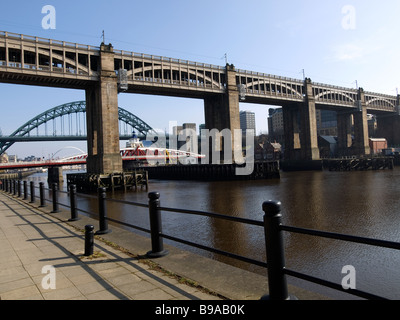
[32,168,400,299]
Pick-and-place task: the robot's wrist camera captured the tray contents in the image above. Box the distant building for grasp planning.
[173,123,197,151]
[240,110,256,134]
[268,108,284,143]
[317,110,337,136]
[255,141,281,160]
[268,108,340,141]
[318,135,338,158]
[369,138,387,154]
[0,153,8,163]
[368,114,377,137]
[182,123,196,132]
[265,142,282,160]
[199,124,206,135]
[172,125,183,136]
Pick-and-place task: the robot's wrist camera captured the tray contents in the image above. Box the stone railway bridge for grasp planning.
[1,31,399,174]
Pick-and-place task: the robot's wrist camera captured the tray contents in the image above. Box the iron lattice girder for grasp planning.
[0,100,155,154]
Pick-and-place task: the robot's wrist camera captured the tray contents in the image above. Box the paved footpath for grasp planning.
[0,192,222,300]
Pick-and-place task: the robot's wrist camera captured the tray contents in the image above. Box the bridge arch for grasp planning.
[314,90,356,104]
[365,96,396,109]
[0,101,155,155]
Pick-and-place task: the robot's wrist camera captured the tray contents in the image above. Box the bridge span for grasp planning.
[0,100,155,155]
[1,31,400,173]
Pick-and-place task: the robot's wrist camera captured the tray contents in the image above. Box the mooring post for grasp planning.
[261,200,295,300]
[84,224,94,256]
[147,192,168,258]
[51,183,59,213]
[68,184,79,221]
[96,187,111,234]
[30,181,35,203]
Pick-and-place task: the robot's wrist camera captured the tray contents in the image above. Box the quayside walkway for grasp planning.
[0,192,222,300]
[0,191,327,301]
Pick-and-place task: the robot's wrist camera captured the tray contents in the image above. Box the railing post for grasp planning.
[23,181,28,200]
[95,187,111,234]
[84,225,94,256]
[68,184,79,221]
[17,180,21,197]
[147,192,168,258]
[39,182,46,207]
[261,200,295,300]
[13,180,17,196]
[51,183,59,213]
[30,181,35,203]
[5,179,8,192]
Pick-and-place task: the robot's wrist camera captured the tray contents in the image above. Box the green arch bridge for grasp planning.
[0,101,155,155]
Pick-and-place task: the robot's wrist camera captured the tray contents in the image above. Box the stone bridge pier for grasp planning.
[337,88,371,157]
[376,95,400,147]
[85,43,123,174]
[283,79,320,161]
[203,64,241,162]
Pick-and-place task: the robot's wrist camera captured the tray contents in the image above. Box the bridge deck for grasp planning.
[0,31,397,112]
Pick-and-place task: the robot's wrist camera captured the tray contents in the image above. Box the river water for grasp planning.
[28,168,400,299]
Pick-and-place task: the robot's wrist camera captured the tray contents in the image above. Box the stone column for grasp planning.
[376,95,400,147]
[85,43,122,174]
[282,104,301,160]
[48,166,63,186]
[337,112,353,156]
[203,64,241,163]
[300,79,320,160]
[352,88,370,156]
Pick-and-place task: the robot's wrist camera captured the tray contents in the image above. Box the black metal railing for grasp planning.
[1,178,399,300]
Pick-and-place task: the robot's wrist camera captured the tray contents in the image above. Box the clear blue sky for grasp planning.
[1,0,399,158]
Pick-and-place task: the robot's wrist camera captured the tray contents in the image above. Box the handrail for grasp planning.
[280,225,400,250]
[1,178,398,300]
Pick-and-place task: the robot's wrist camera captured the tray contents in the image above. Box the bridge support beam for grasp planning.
[300,79,320,160]
[85,43,122,174]
[353,89,370,156]
[376,95,400,147]
[283,79,319,161]
[282,104,301,160]
[203,64,241,163]
[337,112,353,157]
[48,166,63,186]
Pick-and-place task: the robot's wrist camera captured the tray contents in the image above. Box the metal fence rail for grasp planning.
[1,178,398,300]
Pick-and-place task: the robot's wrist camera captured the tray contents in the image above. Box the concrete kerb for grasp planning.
[3,191,329,300]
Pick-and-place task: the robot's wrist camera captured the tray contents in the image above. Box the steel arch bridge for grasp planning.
[0,101,155,155]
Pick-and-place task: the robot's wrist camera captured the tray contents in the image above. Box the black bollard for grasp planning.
[17,180,21,197]
[261,200,296,300]
[147,192,168,258]
[51,183,59,213]
[39,182,46,207]
[84,225,94,256]
[95,187,111,234]
[68,184,79,221]
[23,181,28,200]
[30,181,35,203]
